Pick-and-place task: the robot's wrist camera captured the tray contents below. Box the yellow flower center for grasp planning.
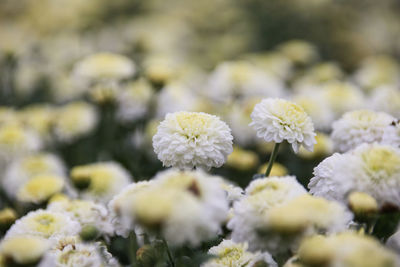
[361,147,400,177]
[175,112,212,139]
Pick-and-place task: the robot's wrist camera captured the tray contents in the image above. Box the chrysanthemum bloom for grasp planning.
[298,232,399,267]
[73,52,135,81]
[53,101,98,143]
[309,143,400,208]
[38,241,119,267]
[48,199,114,236]
[6,210,80,239]
[353,55,400,90]
[153,111,233,170]
[205,61,283,103]
[0,236,50,265]
[278,40,318,65]
[250,98,316,153]
[228,176,307,253]
[0,123,42,168]
[331,109,395,152]
[265,194,352,236]
[369,85,400,118]
[16,174,65,204]
[70,162,131,203]
[2,153,66,198]
[201,239,277,267]
[116,169,229,246]
[19,104,55,143]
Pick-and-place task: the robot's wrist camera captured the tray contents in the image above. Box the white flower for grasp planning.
[125,169,229,246]
[0,235,50,264]
[369,85,400,118]
[53,101,98,143]
[308,153,350,201]
[309,143,400,208]
[205,61,284,103]
[298,232,399,267]
[153,111,233,170]
[2,153,66,198]
[6,210,80,240]
[228,176,307,252]
[70,162,132,203]
[201,239,277,267]
[108,181,155,237]
[331,109,395,152]
[0,123,42,167]
[250,98,316,153]
[353,55,400,90]
[38,242,119,267]
[116,79,153,122]
[48,199,114,236]
[73,52,135,81]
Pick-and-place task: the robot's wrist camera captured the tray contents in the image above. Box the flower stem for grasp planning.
[163,238,175,267]
[265,143,280,177]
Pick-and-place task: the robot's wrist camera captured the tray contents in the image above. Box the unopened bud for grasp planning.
[348,192,378,215]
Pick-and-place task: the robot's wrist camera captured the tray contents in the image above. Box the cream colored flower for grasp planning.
[53,101,98,143]
[73,52,135,81]
[70,162,131,203]
[250,98,316,153]
[331,109,394,152]
[153,111,233,170]
[298,232,399,267]
[202,239,277,267]
[17,174,65,204]
[0,236,50,264]
[6,210,80,239]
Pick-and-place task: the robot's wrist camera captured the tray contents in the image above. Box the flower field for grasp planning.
[1,0,400,266]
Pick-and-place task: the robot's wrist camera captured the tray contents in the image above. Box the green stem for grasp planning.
[265,143,281,177]
[129,231,138,267]
[163,238,175,267]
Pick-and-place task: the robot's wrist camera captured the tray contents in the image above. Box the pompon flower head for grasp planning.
[153,111,233,170]
[38,241,120,267]
[309,143,400,208]
[201,239,277,267]
[70,162,131,203]
[228,176,307,252]
[108,181,155,237]
[0,123,42,167]
[2,153,66,198]
[73,52,135,81]
[16,174,66,204]
[331,109,395,152]
[250,98,316,153]
[48,199,114,236]
[121,169,229,246]
[297,232,399,267]
[0,235,50,265]
[264,194,352,236]
[353,55,400,90]
[5,210,80,239]
[205,61,284,103]
[369,85,400,118]
[278,40,318,65]
[53,101,98,143]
